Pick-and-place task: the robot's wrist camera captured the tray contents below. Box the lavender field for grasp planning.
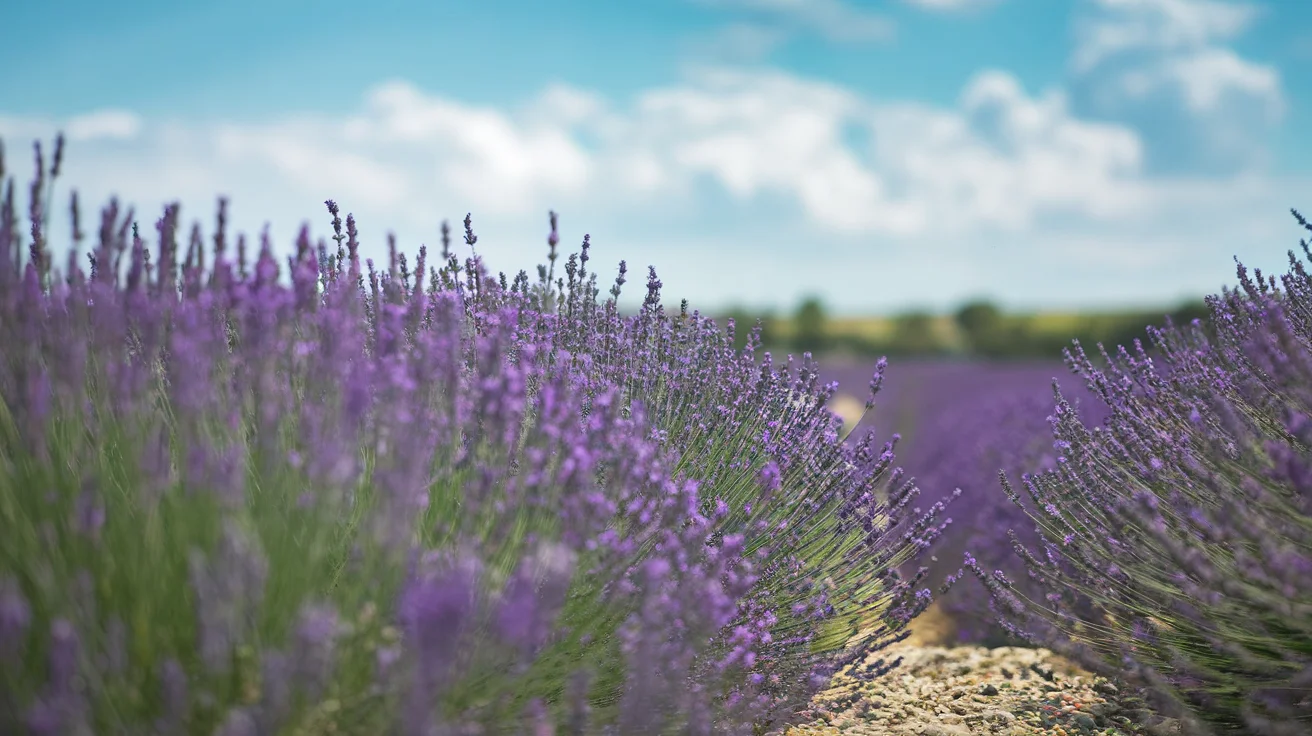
[0,134,1309,736]
[816,359,1110,647]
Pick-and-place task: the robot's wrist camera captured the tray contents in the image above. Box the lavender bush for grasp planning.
[509,217,959,665]
[815,359,1107,646]
[967,213,1312,734]
[0,134,950,734]
[910,389,1092,647]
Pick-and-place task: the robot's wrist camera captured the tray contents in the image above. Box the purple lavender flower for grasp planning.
[292,603,340,700]
[0,577,30,662]
[965,211,1312,733]
[0,133,950,734]
[497,542,576,659]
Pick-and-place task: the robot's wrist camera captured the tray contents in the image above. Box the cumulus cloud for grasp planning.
[1070,0,1280,118]
[1118,47,1283,120]
[1068,0,1282,176]
[920,71,1146,224]
[615,69,920,234]
[0,62,1302,313]
[1072,0,1260,72]
[0,67,1163,242]
[539,66,1150,235]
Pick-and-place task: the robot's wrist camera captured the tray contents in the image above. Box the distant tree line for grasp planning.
[944,298,1214,360]
[717,296,1213,361]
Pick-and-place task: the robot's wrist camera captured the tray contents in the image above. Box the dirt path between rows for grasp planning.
[782,604,1176,736]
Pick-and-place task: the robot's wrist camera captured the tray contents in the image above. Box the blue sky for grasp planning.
[3,0,1311,315]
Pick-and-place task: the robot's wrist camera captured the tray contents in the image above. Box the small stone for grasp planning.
[1000,667,1014,679]
[1029,663,1055,682]
[979,684,999,696]
[1088,702,1119,718]
[919,725,971,736]
[1092,680,1119,696]
[984,710,1016,724]
[1146,717,1182,736]
[1073,713,1097,731]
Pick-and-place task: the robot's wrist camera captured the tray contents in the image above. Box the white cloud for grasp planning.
[213,121,412,212]
[1120,47,1284,120]
[550,66,1150,235]
[1073,0,1260,73]
[943,71,1146,221]
[0,67,1155,241]
[1068,0,1282,175]
[209,80,595,218]
[692,0,894,43]
[0,64,1302,314]
[618,68,920,233]
[65,110,143,142]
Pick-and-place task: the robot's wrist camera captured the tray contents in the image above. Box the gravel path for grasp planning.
[782,642,1178,736]
[780,606,1177,736]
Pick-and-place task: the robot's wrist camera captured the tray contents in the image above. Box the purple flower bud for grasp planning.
[0,577,31,661]
[73,486,105,543]
[498,542,576,657]
[47,618,80,694]
[158,657,188,726]
[293,604,340,699]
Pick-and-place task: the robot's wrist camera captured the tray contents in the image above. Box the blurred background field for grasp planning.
[713,292,1198,641]
[736,316,1126,649]
[716,297,1211,361]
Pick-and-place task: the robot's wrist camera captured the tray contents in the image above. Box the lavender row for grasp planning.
[0,135,951,735]
[813,359,1108,647]
[776,226,1312,732]
[960,220,1312,733]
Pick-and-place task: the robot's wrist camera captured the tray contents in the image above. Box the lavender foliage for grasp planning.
[815,360,1108,646]
[969,212,1312,734]
[0,135,949,734]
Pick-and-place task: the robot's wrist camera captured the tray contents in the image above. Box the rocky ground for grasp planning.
[782,604,1177,736]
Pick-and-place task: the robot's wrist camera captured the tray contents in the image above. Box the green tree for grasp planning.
[954,299,1004,356]
[954,299,1002,336]
[889,310,942,356]
[792,296,830,355]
